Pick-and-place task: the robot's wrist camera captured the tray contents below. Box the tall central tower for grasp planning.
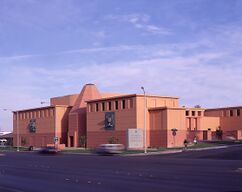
[68,83,101,147]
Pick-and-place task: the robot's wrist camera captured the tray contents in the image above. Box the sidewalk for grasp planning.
[123,145,229,156]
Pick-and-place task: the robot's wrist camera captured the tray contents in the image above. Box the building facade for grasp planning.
[12,84,242,149]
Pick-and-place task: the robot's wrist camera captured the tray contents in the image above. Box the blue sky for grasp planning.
[1,0,242,131]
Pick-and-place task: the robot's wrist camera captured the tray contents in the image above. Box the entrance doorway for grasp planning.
[70,136,74,147]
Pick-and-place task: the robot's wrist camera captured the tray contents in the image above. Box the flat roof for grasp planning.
[13,105,70,113]
[86,94,179,103]
[148,106,186,111]
[185,107,206,110]
[50,93,79,100]
[206,106,242,111]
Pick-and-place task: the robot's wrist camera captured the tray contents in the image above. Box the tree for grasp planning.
[215,127,223,140]
[107,136,119,144]
[79,136,87,148]
[21,138,27,146]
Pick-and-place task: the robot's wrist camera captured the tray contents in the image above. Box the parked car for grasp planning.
[39,146,59,154]
[96,144,124,155]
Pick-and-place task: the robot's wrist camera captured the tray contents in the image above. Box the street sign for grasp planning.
[171,128,177,136]
[54,137,58,142]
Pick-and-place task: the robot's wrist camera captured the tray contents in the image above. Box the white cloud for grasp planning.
[106,13,171,35]
[1,22,242,131]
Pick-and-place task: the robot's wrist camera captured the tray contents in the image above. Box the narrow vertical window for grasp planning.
[237,109,240,116]
[122,100,126,109]
[129,98,133,108]
[186,111,189,116]
[102,102,105,111]
[230,110,233,117]
[115,101,118,110]
[108,101,112,110]
[96,103,99,112]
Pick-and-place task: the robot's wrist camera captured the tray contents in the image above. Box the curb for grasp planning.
[123,150,183,156]
[185,145,228,152]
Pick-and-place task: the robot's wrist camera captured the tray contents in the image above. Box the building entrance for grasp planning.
[70,136,74,147]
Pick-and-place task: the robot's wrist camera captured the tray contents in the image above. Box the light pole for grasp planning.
[2,108,19,152]
[141,86,147,154]
[40,101,49,105]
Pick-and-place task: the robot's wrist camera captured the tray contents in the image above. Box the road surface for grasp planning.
[0,146,242,192]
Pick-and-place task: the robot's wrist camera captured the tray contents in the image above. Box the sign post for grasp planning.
[171,128,177,147]
[54,137,58,148]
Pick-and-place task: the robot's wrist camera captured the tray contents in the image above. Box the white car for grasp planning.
[96,144,124,155]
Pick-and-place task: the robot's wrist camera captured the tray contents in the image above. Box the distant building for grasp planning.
[12,84,242,149]
[0,131,11,136]
[0,132,13,146]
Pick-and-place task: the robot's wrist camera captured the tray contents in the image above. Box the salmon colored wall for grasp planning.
[223,130,242,140]
[101,93,126,98]
[87,97,136,148]
[204,110,223,117]
[13,106,70,147]
[149,110,167,147]
[135,96,179,146]
[87,131,127,148]
[55,106,71,145]
[166,108,187,148]
[68,108,86,147]
[199,117,220,131]
[13,108,55,147]
[220,117,242,131]
[205,108,242,132]
[50,94,78,106]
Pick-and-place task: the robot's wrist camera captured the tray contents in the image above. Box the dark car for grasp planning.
[39,146,59,154]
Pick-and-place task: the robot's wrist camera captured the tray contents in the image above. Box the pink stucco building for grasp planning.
[12,84,242,149]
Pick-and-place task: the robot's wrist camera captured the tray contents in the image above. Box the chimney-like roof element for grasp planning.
[70,83,101,113]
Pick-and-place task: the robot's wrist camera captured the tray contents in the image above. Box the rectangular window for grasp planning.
[96,103,99,112]
[185,111,189,116]
[192,111,195,116]
[122,100,126,109]
[102,102,105,111]
[129,98,133,109]
[115,101,118,110]
[108,101,112,111]
[198,111,202,116]
[237,109,240,116]
[230,110,233,117]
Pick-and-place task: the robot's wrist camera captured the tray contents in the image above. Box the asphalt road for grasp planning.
[0,146,242,192]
